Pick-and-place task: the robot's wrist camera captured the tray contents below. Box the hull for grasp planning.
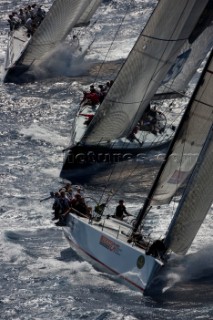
[60,141,170,183]
[3,27,32,84]
[60,104,174,183]
[3,64,35,84]
[63,213,163,292]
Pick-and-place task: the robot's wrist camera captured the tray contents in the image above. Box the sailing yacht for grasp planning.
[60,0,212,184]
[60,0,213,293]
[3,0,101,84]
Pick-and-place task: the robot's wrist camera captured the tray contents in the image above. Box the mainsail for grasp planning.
[164,125,213,255]
[152,49,213,205]
[82,0,209,145]
[17,0,100,67]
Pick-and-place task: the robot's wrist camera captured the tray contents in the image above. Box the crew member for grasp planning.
[114,200,130,220]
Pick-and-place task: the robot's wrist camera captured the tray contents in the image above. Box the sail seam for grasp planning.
[103,99,143,105]
[142,34,189,42]
[13,37,26,42]
[194,99,213,109]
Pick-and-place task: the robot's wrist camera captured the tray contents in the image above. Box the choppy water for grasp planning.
[0,1,213,319]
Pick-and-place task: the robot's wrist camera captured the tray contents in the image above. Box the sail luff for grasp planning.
[164,124,213,255]
[82,0,209,144]
[17,0,100,66]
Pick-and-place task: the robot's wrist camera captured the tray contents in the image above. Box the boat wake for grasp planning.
[146,245,213,304]
[31,43,93,81]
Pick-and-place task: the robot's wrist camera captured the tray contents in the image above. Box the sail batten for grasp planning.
[82,0,209,145]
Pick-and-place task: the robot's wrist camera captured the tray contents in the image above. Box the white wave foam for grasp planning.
[40,167,60,179]
[19,123,68,147]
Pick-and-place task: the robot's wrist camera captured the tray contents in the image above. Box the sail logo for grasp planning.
[99,235,121,255]
[162,49,191,84]
[168,170,188,184]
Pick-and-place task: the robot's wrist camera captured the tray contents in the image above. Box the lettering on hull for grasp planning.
[99,235,121,255]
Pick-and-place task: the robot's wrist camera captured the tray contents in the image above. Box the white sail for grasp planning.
[82,0,209,144]
[157,25,213,97]
[18,0,100,67]
[152,49,213,205]
[74,0,101,27]
[165,125,213,255]
[157,1,213,96]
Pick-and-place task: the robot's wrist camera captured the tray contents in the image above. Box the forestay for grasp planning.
[164,124,213,255]
[82,0,209,144]
[152,49,213,205]
[17,0,100,66]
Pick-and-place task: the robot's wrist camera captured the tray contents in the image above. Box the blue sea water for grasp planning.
[0,1,213,319]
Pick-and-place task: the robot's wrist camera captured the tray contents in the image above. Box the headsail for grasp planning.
[132,47,213,236]
[74,0,101,27]
[152,49,213,205]
[82,0,209,144]
[17,0,100,67]
[164,125,213,255]
[156,0,213,97]
[157,23,213,97]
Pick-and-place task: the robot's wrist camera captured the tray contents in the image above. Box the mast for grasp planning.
[132,47,213,234]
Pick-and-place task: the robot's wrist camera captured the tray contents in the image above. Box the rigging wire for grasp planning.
[98,152,149,207]
[89,0,137,85]
[67,0,145,204]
